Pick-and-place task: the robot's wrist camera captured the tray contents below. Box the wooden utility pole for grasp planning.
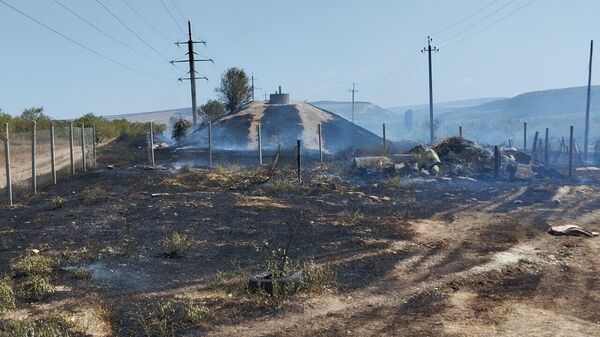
[545,128,549,165]
[422,36,439,144]
[569,126,574,179]
[172,21,212,126]
[31,121,36,194]
[318,123,323,162]
[251,74,255,102]
[69,121,75,175]
[584,40,594,161]
[349,83,358,123]
[523,122,527,151]
[50,124,57,184]
[149,122,155,166]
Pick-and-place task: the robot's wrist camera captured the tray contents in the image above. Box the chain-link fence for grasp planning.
[0,124,96,204]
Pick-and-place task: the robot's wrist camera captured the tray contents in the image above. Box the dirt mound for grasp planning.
[176,101,383,153]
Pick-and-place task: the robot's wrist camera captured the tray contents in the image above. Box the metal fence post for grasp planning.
[257,123,262,165]
[494,145,500,178]
[382,123,386,150]
[92,124,97,168]
[208,122,213,167]
[32,121,37,194]
[545,128,549,165]
[569,126,574,179]
[523,122,527,152]
[4,123,12,206]
[50,123,57,184]
[69,121,75,175]
[297,139,301,183]
[81,123,86,172]
[149,122,155,166]
[318,123,323,162]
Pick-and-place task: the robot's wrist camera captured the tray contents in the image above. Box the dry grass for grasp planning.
[134,298,209,337]
[72,267,92,280]
[81,185,106,206]
[0,314,86,337]
[50,196,66,210]
[9,253,58,302]
[336,209,366,226]
[158,232,194,258]
[0,277,15,314]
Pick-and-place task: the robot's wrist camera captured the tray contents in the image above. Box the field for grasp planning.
[0,137,598,336]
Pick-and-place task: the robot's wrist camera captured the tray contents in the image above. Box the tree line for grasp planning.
[0,107,165,142]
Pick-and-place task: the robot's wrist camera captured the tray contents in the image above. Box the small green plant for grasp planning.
[73,267,91,280]
[183,302,209,324]
[159,232,193,258]
[299,260,335,294]
[10,253,57,278]
[82,185,106,206]
[0,277,15,314]
[18,275,55,301]
[337,210,365,226]
[50,196,66,209]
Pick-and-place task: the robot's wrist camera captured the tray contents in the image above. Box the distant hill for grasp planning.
[387,97,505,115]
[103,107,192,127]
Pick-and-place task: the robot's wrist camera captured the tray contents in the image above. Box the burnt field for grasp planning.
[0,138,599,336]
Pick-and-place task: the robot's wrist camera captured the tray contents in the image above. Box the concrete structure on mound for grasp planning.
[177,91,383,153]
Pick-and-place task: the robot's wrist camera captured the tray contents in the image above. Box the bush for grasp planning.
[172,119,192,141]
[50,196,66,210]
[135,299,208,336]
[0,315,86,337]
[73,267,91,280]
[10,254,57,278]
[18,275,55,301]
[299,260,335,294]
[82,185,105,206]
[159,232,193,258]
[0,277,15,314]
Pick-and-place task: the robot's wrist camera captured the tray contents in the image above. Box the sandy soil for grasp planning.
[0,140,598,336]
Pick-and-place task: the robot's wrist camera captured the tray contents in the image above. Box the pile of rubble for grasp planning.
[352,137,565,180]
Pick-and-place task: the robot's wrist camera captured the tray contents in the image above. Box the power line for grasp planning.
[0,0,171,80]
[52,0,163,63]
[169,0,187,22]
[95,0,171,63]
[120,0,174,43]
[160,0,185,35]
[431,0,502,36]
[440,0,537,48]
[438,0,517,45]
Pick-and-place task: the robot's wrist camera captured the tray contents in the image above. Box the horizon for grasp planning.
[0,1,598,118]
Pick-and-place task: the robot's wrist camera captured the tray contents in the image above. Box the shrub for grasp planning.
[135,299,207,337]
[0,277,15,314]
[159,232,193,258]
[18,275,55,301]
[82,185,105,206]
[10,254,57,278]
[73,267,91,280]
[0,315,85,337]
[299,260,336,294]
[50,196,66,209]
[337,210,365,226]
[183,302,209,324]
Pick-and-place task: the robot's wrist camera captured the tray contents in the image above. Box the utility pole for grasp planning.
[584,40,594,161]
[172,21,213,126]
[422,36,439,144]
[348,83,358,123]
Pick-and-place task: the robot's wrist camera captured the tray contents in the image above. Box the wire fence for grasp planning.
[0,124,96,205]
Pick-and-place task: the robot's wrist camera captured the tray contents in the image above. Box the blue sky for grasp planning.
[0,0,598,119]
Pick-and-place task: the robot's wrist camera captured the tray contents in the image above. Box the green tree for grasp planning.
[201,99,226,122]
[216,67,252,113]
[172,119,191,141]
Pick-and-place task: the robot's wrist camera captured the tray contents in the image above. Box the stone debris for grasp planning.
[548,225,599,237]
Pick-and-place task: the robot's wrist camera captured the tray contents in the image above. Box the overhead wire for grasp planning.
[120,0,174,43]
[52,0,163,63]
[0,0,172,80]
[160,0,185,35]
[169,0,187,22]
[440,0,537,48]
[431,0,502,37]
[94,0,171,63]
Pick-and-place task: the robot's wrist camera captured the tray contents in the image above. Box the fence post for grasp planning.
[545,128,549,165]
[532,131,539,158]
[208,122,213,167]
[297,139,301,183]
[569,126,574,179]
[80,123,86,172]
[459,126,463,138]
[523,122,527,152]
[149,122,155,166]
[257,123,261,165]
[69,121,75,175]
[4,123,12,206]
[494,146,500,178]
[92,124,97,168]
[318,123,323,162]
[382,123,386,150]
[50,123,57,184]
[32,121,37,194]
